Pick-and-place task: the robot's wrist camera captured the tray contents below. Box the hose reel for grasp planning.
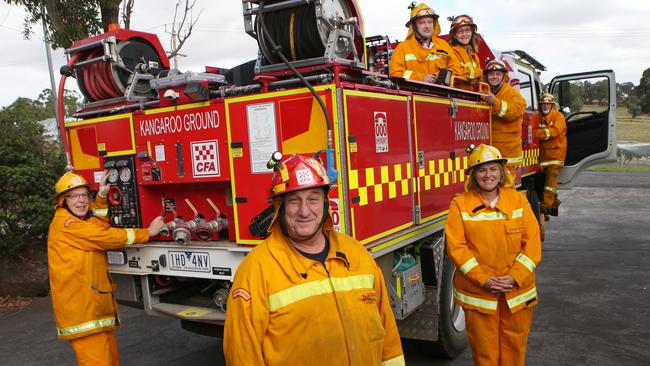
[64,29,170,107]
[242,0,365,72]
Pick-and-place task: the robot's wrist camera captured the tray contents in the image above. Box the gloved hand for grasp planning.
[98,169,110,198]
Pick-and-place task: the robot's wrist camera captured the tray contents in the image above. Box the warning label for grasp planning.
[374,112,389,153]
[191,140,220,178]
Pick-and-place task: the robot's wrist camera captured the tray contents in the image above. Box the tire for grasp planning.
[526,185,545,242]
[433,254,468,358]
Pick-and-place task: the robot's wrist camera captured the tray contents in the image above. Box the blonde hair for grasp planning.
[464,163,514,193]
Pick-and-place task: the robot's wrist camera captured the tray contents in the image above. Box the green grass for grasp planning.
[588,163,650,174]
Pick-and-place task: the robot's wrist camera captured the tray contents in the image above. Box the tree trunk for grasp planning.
[99,0,121,31]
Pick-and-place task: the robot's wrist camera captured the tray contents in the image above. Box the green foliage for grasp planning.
[4,0,120,49]
[0,97,67,258]
[636,68,650,114]
[628,95,642,118]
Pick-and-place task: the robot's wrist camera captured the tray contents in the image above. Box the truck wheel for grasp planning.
[433,254,468,358]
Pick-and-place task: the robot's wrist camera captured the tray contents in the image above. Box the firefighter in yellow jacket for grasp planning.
[447,14,482,90]
[445,144,541,366]
[483,59,527,177]
[534,92,567,214]
[390,3,460,84]
[223,154,404,366]
[48,171,164,365]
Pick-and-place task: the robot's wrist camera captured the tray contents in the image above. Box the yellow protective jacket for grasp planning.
[445,187,541,314]
[48,194,149,340]
[223,219,404,366]
[534,108,567,166]
[449,44,482,86]
[490,82,526,165]
[390,36,461,81]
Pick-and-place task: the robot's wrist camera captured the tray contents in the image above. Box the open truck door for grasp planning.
[549,70,617,187]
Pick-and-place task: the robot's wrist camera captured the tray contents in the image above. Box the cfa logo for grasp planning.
[191,140,220,178]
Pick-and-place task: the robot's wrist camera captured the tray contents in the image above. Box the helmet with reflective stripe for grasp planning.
[271,154,331,197]
[466,144,508,172]
[449,14,477,33]
[54,172,89,206]
[540,92,555,104]
[484,59,508,74]
[406,2,439,27]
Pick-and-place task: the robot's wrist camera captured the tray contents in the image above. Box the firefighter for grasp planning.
[534,92,567,215]
[445,144,541,366]
[482,59,527,177]
[389,2,460,84]
[48,171,164,366]
[447,14,482,90]
[223,154,404,366]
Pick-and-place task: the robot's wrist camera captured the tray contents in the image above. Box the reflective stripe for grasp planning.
[544,185,557,193]
[382,354,406,366]
[506,156,523,165]
[498,100,508,118]
[405,54,417,61]
[426,54,445,61]
[92,208,108,217]
[540,160,564,167]
[462,61,478,79]
[56,316,116,337]
[511,208,523,219]
[125,228,135,246]
[460,257,479,275]
[403,70,414,80]
[268,274,374,312]
[461,211,507,221]
[544,128,551,140]
[516,253,536,272]
[454,289,497,310]
[507,287,537,309]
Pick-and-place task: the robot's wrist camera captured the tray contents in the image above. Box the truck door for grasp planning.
[549,70,617,186]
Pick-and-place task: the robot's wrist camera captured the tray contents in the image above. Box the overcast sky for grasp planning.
[1,0,648,108]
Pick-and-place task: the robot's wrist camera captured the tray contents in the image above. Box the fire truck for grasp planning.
[56,0,616,357]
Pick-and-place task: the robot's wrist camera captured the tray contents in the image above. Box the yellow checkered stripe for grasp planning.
[522,148,539,168]
[418,156,469,193]
[349,163,412,206]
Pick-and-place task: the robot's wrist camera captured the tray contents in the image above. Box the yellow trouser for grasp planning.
[69,331,119,366]
[465,296,533,366]
[542,165,561,207]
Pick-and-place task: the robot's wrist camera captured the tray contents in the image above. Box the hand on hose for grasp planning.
[147,216,166,238]
[98,170,110,198]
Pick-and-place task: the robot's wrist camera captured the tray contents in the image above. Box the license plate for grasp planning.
[168,251,210,273]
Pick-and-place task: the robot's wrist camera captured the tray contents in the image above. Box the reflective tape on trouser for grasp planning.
[57,317,116,337]
[382,354,406,366]
[506,156,523,165]
[540,160,564,167]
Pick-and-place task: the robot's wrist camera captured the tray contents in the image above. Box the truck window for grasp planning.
[518,69,534,110]
[555,76,610,116]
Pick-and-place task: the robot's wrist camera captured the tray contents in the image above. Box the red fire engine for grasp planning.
[56,0,616,357]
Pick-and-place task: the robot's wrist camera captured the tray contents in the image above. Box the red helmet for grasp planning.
[271,154,331,197]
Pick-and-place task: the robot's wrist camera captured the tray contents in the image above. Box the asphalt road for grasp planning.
[1,171,649,365]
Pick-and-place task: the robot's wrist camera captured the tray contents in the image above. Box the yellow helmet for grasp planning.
[466,144,508,171]
[54,172,89,206]
[405,3,441,39]
[540,92,555,104]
